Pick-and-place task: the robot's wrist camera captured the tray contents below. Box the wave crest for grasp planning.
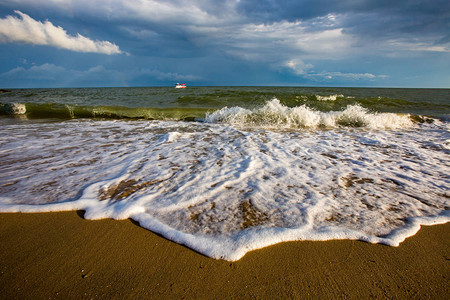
[205,98,413,129]
[0,103,26,115]
[315,94,344,101]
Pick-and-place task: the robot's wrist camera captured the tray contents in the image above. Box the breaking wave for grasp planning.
[0,103,26,115]
[0,102,208,121]
[315,94,344,101]
[206,98,414,129]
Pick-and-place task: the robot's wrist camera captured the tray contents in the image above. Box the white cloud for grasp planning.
[281,58,388,82]
[6,0,234,26]
[187,20,355,64]
[0,63,128,86]
[305,71,388,81]
[2,63,66,80]
[283,59,314,75]
[0,11,124,55]
[122,0,218,25]
[386,39,450,53]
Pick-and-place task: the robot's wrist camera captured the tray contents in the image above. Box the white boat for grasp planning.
[175,83,186,88]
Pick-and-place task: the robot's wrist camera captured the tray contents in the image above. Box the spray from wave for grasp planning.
[206,98,413,129]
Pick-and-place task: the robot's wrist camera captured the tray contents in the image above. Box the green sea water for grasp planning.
[1,87,449,121]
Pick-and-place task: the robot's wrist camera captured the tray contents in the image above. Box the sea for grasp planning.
[0,86,449,261]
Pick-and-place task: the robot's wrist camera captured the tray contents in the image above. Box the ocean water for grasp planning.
[0,86,449,260]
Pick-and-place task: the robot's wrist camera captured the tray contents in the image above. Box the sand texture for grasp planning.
[0,211,448,299]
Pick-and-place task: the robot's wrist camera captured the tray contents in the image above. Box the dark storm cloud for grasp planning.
[237,0,449,22]
[237,0,450,40]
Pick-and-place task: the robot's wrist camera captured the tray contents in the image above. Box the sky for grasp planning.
[0,0,449,88]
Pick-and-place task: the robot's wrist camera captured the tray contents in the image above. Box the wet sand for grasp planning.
[0,211,448,299]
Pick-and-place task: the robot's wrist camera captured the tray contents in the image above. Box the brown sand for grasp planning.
[0,211,448,299]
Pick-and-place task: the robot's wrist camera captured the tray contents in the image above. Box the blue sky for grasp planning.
[0,0,449,88]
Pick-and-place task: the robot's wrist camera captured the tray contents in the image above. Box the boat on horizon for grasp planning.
[175,83,186,88]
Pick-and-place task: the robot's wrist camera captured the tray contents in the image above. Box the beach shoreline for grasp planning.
[0,211,448,299]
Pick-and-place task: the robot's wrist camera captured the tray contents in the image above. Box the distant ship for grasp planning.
[175,83,186,88]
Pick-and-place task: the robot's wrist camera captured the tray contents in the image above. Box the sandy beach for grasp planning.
[0,211,448,299]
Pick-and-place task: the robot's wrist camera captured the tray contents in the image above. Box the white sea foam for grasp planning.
[206,98,412,129]
[0,117,449,261]
[159,131,182,143]
[3,103,26,114]
[315,94,344,101]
